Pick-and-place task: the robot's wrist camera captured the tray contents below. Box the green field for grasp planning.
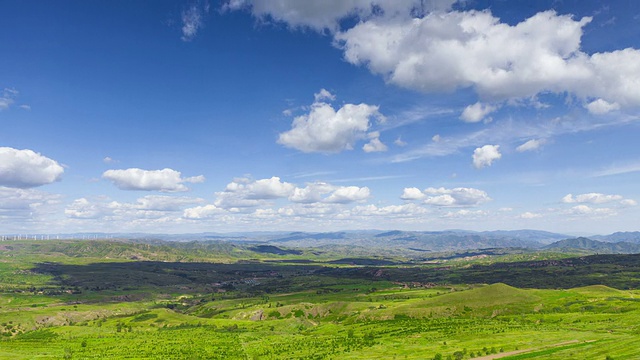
[1,240,639,359]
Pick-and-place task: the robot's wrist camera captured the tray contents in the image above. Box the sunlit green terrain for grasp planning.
[1,239,639,359]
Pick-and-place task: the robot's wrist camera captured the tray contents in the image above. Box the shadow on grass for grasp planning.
[30,253,640,296]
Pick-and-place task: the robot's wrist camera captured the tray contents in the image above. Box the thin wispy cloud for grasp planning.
[591,162,640,177]
[330,175,407,183]
[389,111,639,163]
[181,2,210,41]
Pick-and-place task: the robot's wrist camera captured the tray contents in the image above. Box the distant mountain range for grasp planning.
[592,231,640,243]
[4,230,640,254]
[264,229,570,251]
[544,237,640,254]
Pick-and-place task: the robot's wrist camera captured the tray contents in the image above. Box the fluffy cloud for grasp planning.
[288,182,335,203]
[231,3,640,114]
[214,177,371,209]
[336,9,640,111]
[102,168,204,192]
[183,204,224,219]
[0,147,64,188]
[566,205,616,217]
[324,186,370,203]
[400,187,425,200]
[556,192,637,221]
[472,145,501,169]
[214,177,295,209]
[460,102,496,123]
[244,177,296,199]
[351,202,429,217]
[65,198,105,219]
[585,98,620,114]
[561,192,635,206]
[277,89,384,153]
[314,88,336,101]
[516,139,545,152]
[362,132,388,153]
[424,187,491,207]
[402,186,490,207]
[215,177,295,208]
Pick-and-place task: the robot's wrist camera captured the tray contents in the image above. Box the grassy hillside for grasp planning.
[1,239,639,359]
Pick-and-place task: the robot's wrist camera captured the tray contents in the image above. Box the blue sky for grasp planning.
[1,0,640,235]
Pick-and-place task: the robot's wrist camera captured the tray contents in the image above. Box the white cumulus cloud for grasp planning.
[245,177,296,199]
[585,98,620,114]
[183,204,224,219]
[400,187,425,200]
[460,102,497,123]
[351,202,429,217]
[287,182,370,204]
[335,9,640,112]
[65,198,105,219]
[215,177,296,209]
[278,91,384,153]
[0,147,64,188]
[314,88,336,102]
[324,186,370,204]
[472,144,501,169]
[419,187,491,207]
[230,3,640,114]
[288,182,335,203]
[566,205,616,217]
[102,168,204,192]
[215,178,371,207]
[424,187,491,206]
[362,131,388,153]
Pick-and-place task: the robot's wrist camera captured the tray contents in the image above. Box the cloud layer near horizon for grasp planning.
[102,168,205,192]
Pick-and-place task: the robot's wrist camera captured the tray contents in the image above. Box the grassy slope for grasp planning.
[0,240,639,359]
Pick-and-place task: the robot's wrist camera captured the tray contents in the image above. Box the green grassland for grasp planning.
[1,239,639,359]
